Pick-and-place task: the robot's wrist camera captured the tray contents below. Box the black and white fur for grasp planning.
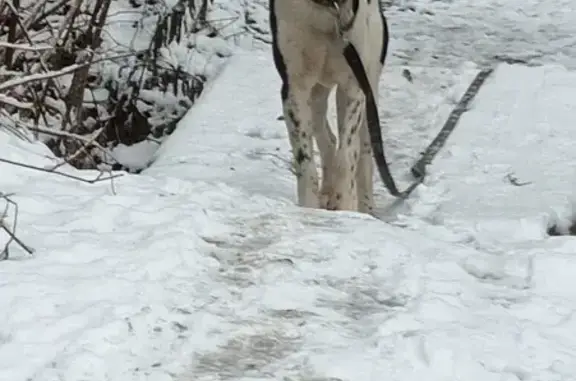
[270,0,389,213]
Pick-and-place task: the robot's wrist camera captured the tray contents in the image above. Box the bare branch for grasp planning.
[505,173,532,187]
[25,122,117,160]
[0,41,53,51]
[0,93,33,109]
[0,192,34,259]
[0,156,123,184]
[0,51,140,93]
[48,127,106,172]
[4,0,35,45]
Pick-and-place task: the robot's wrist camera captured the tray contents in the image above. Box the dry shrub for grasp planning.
[0,0,216,171]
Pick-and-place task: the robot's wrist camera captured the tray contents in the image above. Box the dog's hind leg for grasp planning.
[321,82,363,212]
[356,8,389,214]
[357,110,375,214]
[357,67,381,214]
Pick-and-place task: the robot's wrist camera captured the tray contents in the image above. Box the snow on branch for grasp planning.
[0,52,138,93]
[0,93,33,109]
[0,0,220,170]
[0,41,53,52]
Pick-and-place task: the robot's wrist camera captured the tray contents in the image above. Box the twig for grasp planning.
[24,0,68,37]
[0,192,34,259]
[259,151,292,173]
[505,173,532,187]
[24,124,118,167]
[14,0,53,42]
[0,156,123,183]
[2,116,117,160]
[55,0,84,47]
[4,0,35,45]
[0,41,53,51]
[0,109,34,141]
[49,127,105,172]
[85,86,118,195]
[0,93,33,109]
[0,51,139,93]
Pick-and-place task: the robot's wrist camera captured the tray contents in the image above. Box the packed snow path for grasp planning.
[156,52,576,379]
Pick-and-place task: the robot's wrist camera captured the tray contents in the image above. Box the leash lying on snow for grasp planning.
[410,67,494,179]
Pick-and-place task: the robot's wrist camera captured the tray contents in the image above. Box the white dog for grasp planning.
[269,0,393,214]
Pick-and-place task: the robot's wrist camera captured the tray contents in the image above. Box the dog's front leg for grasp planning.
[283,86,320,208]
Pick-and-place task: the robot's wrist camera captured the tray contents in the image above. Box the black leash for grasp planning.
[343,43,408,198]
[410,67,494,179]
[343,41,494,199]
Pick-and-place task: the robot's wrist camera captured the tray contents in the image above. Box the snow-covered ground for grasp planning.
[3,0,576,380]
[385,0,576,69]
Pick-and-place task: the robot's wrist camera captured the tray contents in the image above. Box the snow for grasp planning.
[3,1,576,381]
[112,140,160,172]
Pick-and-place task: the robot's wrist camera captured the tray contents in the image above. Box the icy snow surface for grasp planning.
[3,48,576,380]
[3,1,576,381]
[386,0,576,69]
[237,0,576,69]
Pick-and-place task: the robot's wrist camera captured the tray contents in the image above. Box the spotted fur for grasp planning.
[270,0,388,213]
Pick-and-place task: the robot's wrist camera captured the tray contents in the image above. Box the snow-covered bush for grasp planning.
[0,0,238,171]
